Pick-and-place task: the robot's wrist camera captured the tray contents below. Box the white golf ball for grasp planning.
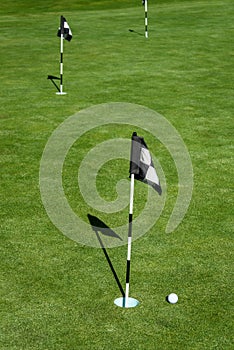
[167,293,178,304]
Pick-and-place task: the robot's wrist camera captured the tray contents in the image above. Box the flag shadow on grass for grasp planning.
[87,214,125,297]
[129,29,144,36]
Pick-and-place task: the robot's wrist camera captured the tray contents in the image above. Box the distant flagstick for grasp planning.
[48,16,72,94]
[143,0,148,38]
[57,28,66,95]
[57,16,72,95]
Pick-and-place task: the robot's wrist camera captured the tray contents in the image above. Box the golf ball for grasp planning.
[167,293,178,304]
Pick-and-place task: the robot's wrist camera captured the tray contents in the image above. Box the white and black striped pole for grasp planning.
[144,0,148,38]
[114,134,139,308]
[56,16,67,95]
[124,172,135,307]
[114,172,139,308]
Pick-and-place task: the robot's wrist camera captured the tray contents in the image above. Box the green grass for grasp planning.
[0,0,233,349]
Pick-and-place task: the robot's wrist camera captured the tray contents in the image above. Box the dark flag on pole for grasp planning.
[48,15,72,94]
[130,132,162,195]
[49,15,72,95]
[115,131,161,308]
[114,131,161,308]
[57,16,72,41]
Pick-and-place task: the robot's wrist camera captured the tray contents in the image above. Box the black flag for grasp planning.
[57,16,72,41]
[130,132,162,195]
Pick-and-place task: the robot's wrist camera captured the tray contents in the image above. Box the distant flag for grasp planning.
[57,16,72,41]
[48,15,73,95]
[130,132,162,195]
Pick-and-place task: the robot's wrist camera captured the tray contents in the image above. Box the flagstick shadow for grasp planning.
[87,214,125,297]
[129,29,144,36]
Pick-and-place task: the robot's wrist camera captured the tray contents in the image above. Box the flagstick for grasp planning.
[144,0,148,38]
[114,173,139,308]
[56,33,67,95]
[60,34,64,93]
[124,173,135,307]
